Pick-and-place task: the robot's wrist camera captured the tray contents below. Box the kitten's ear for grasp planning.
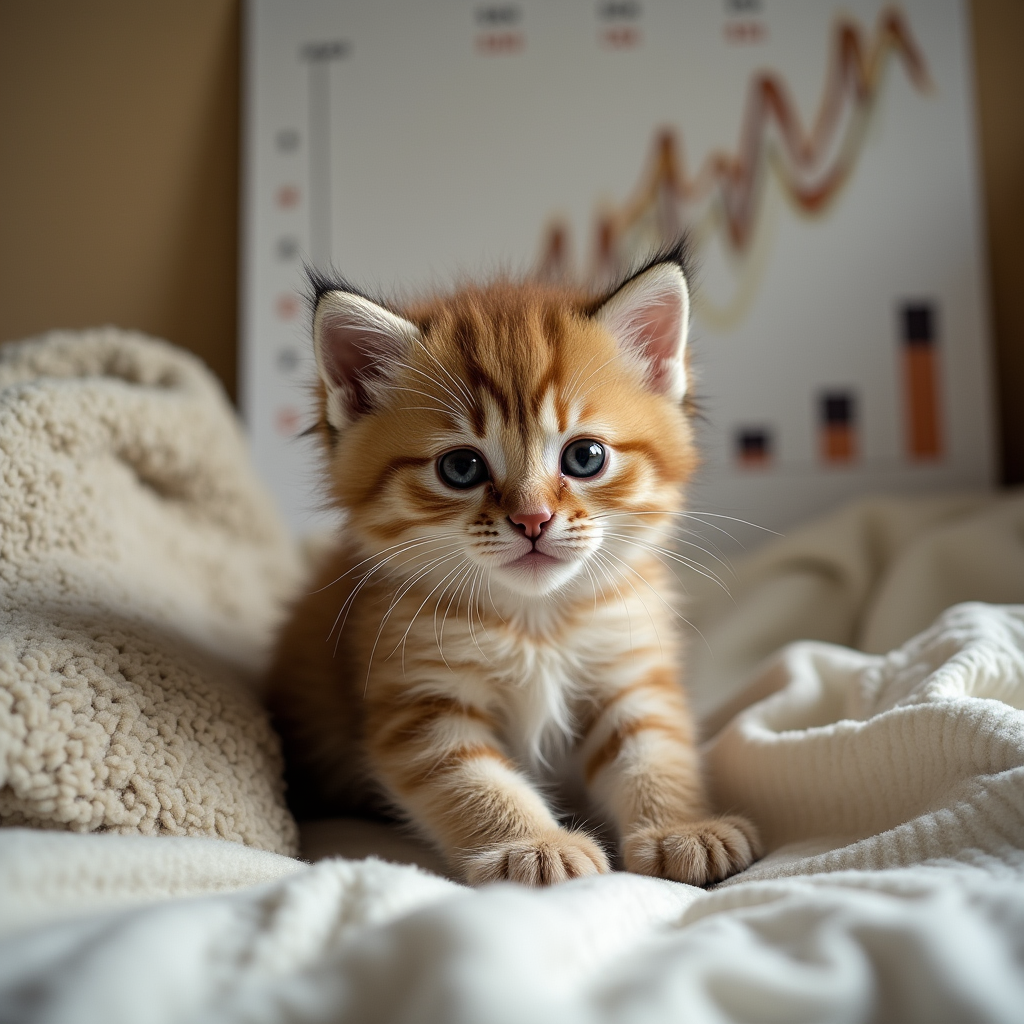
[312,289,422,430]
[593,259,690,401]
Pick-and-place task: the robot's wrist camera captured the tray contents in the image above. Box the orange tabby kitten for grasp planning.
[268,247,760,886]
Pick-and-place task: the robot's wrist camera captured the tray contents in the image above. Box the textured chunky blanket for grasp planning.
[2,490,1023,1021]
[0,329,301,854]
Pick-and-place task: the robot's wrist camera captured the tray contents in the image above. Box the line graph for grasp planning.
[245,0,994,535]
[537,8,932,288]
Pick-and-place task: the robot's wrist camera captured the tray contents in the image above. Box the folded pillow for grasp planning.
[0,329,302,855]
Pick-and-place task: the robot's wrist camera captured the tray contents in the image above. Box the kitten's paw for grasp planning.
[624,815,761,886]
[465,830,610,887]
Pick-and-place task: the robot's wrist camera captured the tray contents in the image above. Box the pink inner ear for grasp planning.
[637,292,685,388]
[317,314,394,416]
[595,264,689,398]
[319,317,378,389]
[605,285,686,397]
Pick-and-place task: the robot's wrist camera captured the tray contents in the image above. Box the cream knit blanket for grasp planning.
[0,329,302,854]
[1,599,1022,1022]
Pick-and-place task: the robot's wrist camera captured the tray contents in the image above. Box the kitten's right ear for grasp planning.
[312,289,422,431]
[591,246,691,402]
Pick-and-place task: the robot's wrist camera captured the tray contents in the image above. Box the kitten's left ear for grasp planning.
[593,257,690,402]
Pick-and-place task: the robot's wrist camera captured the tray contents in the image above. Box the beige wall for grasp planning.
[0,0,1021,481]
[0,0,240,399]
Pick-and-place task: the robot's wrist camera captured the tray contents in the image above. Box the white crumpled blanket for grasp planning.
[2,599,1023,1023]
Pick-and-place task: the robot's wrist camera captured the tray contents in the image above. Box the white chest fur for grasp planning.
[433,588,669,767]
[488,631,582,765]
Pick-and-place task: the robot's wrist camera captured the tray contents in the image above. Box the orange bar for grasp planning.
[739,449,770,469]
[475,32,524,54]
[822,423,856,463]
[904,346,942,459]
[602,27,640,49]
[736,428,772,468]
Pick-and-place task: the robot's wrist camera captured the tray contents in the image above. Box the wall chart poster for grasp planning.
[242,0,994,544]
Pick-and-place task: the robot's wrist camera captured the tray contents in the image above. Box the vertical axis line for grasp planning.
[308,59,331,267]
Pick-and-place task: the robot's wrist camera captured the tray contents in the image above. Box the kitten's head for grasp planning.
[308,248,698,602]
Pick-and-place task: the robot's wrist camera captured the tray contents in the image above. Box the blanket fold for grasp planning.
[706,602,1024,879]
[685,491,1024,723]
[0,329,302,853]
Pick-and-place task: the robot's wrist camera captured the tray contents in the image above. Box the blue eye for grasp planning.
[438,449,489,489]
[561,439,606,478]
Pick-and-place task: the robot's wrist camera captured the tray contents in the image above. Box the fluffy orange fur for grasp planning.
[268,252,760,886]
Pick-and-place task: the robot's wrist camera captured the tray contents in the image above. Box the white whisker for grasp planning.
[596,519,736,577]
[327,536,463,644]
[419,345,477,410]
[592,548,661,656]
[395,557,471,671]
[599,547,714,659]
[397,360,472,418]
[485,568,505,623]
[438,560,476,657]
[364,549,463,691]
[387,384,464,421]
[602,531,730,592]
[336,532,465,583]
[465,566,490,661]
[579,559,602,625]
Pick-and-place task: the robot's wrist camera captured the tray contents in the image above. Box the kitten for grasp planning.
[268,246,760,886]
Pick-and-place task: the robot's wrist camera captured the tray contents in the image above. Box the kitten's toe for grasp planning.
[624,815,761,886]
[464,829,610,887]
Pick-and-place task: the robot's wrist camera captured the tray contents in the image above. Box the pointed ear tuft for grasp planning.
[593,259,691,401]
[312,290,421,431]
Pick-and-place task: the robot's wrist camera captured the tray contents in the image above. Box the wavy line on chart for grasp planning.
[537,7,933,293]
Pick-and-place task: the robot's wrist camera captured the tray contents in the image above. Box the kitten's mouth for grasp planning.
[495,546,582,595]
[505,550,561,571]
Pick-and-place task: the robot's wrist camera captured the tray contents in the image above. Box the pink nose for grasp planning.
[509,509,552,539]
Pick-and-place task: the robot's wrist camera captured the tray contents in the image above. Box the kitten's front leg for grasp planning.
[581,666,761,885]
[366,692,609,886]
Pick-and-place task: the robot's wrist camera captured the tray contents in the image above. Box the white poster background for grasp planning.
[242,0,994,547]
